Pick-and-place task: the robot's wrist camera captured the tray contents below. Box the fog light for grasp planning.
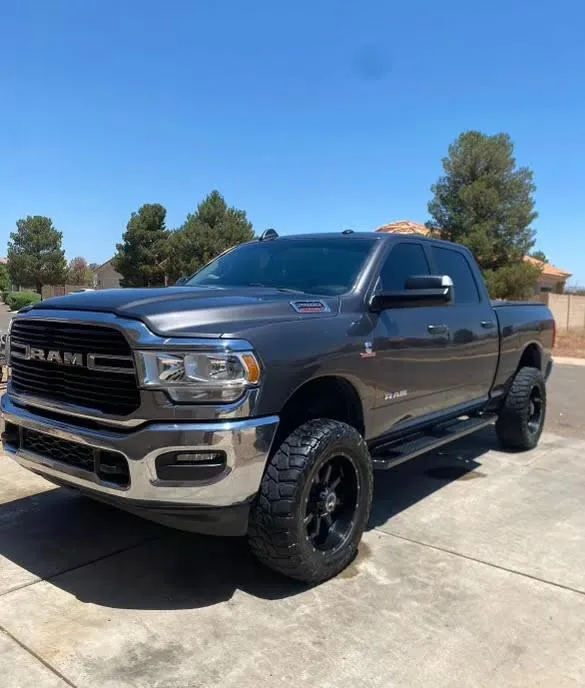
[175,451,224,463]
[155,450,227,482]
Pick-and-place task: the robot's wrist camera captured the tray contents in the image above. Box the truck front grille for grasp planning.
[20,427,130,488]
[9,320,141,415]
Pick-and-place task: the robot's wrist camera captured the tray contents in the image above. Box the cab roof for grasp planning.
[254,230,460,248]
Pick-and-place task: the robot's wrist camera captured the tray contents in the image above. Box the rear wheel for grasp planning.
[496,367,546,450]
[248,419,373,584]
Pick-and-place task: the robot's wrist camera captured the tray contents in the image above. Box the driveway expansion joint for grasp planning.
[375,527,585,597]
[0,625,78,688]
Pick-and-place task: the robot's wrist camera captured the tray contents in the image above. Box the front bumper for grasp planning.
[1,394,279,535]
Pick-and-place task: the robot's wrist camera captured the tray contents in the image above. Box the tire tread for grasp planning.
[248,419,373,583]
[496,366,546,450]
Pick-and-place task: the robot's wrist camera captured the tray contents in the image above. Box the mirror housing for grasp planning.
[403,275,453,291]
[369,274,454,312]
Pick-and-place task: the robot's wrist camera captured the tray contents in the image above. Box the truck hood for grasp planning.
[31,287,339,338]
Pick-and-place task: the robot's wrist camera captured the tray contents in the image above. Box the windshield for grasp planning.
[185,238,376,296]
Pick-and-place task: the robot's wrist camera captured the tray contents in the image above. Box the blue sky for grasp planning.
[1,0,584,281]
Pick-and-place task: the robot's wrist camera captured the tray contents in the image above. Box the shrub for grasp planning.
[4,291,41,311]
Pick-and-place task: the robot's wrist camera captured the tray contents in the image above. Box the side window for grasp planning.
[431,246,480,304]
[380,243,430,291]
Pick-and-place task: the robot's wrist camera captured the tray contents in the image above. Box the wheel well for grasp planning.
[518,343,542,372]
[274,377,365,451]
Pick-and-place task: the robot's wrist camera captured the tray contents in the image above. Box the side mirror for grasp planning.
[369,274,454,312]
[174,276,188,286]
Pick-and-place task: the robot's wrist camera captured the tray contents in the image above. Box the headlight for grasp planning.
[135,350,261,403]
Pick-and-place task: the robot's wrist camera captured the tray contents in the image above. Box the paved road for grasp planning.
[1,363,585,686]
[546,361,585,438]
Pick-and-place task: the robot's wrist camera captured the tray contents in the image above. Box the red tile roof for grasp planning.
[376,221,430,236]
[523,255,572,278]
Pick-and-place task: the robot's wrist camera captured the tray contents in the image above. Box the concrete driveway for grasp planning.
[1,363,585,687]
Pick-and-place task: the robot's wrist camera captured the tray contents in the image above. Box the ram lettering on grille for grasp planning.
[11,345,83,366]
[9,343,133,373]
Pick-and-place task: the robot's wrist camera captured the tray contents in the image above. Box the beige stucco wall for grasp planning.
[544,293,585,331]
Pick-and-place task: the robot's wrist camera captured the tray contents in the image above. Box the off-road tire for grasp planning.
[248,419,373,584]
[495,366,546,451]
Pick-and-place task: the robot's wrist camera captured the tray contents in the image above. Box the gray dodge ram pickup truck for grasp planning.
[1,230,555,583]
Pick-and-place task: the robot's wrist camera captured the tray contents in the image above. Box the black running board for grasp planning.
[370,414,497,470]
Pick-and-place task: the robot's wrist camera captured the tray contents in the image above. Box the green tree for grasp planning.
[7,216,68,293]
[427,131,540,300]
[0,264,10,292]
[113,204,168,287]
[530,250,548,263]
[483,262,543,301]
[167,190,254,281]
[68,256,93,285]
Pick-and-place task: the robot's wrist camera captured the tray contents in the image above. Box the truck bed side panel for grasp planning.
[491,303,554,397]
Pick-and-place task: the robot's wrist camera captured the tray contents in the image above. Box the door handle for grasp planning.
[427,324,449,335]
[481,320,496,329]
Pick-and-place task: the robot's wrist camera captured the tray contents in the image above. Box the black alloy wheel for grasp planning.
[527,384,544,435]
[303,454,359,553]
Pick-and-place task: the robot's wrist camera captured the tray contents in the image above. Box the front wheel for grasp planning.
[248,419,373,584]
[495,366,546,451]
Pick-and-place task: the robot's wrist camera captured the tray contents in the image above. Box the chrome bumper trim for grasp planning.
[1,394,279,508]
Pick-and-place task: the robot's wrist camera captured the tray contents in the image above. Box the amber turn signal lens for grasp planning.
[241,353,261,384]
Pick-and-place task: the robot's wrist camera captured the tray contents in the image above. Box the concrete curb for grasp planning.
[553,356,585,367]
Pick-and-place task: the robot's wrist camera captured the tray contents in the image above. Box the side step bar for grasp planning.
[370,414,497,470]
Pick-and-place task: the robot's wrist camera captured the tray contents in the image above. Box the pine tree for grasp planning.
[113,204,168,287]
[7,216,68,293]
[530,250,548,263]
[167,190,254,281]
[427,131,541,299]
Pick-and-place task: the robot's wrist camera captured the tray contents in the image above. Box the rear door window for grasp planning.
[431,246,480,304]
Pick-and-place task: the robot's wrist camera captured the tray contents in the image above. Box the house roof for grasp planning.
[96,258,119,272]
[375,221,571,279]
[523,255,572,278]
[376,221,430,236]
